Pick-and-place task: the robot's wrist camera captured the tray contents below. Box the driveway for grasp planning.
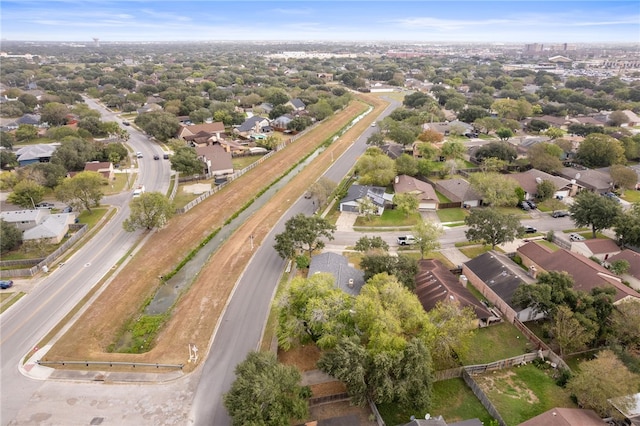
[335,211,358,232]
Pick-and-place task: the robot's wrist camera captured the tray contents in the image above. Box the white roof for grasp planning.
[23,213,74,240]
[0,209,48,223]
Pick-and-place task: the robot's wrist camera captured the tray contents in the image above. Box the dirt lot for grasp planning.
[45,93,389,371]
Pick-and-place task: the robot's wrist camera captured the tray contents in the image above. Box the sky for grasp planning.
[1,1,639,44]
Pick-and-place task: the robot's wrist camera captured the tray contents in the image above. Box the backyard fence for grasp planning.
[462,368,507,426]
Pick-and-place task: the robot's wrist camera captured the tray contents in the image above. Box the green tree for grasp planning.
[276,273,355,350]
[51,138,99,172]
[354,236,389,253]
[15,124,38,141]
[224,351,311,426]
[474,141,517,163]
[366,132,385,147]
[170,146,203,177]
[273,214,335,259]
[1,131,16,149]
[567,350,640,418]
[287,116,312,132]
[479,157,507,173]
[360,254,418,290]
[464,207,523,249]
[307,177,336,206]
[440,140,465,160]
[412,220,443,259]
[609,164,638,194]
[122,192,175,231]
[569,190,622,238]
[0,151,18,169]
[469,172,519,207]
[610,300,640,350]
[545,127,564,140]
[577,133,626,167]
[134,111,181,141]
[55,171,105,213]
[528,142,564,173]
[548,305,596,357]
[615,203,640,247]
[536,180,557,201]
[388,122,420,146]
[495,128,514,141]
[7,179,45,208]
[0,219,23,253]
[355,147,396,186]
[395,154,418,176]
[512,271,577,317]
[393,192,419,217]
[41,102,69,126]
[609,259,630,275]
[427,301,477,369]
[416,142,439,160]
[256,135,280,151]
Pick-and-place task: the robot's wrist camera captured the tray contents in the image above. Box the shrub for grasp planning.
[296,255,310,269]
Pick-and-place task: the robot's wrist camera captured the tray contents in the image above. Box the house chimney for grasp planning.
[395,176,400,184]
[348,279,354,288]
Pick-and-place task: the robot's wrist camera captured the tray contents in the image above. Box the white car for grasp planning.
[136,152,143,158]
[569,233,586,242]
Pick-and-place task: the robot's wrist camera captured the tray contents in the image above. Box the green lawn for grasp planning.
[536,240,559,251]
[437,208,467,223]
[458,244,503,258]
[475,364,577,425]
[354,210,421,227]
[495,206,530,218]
[232,155,264,170]
[377,378,494,426]
[435,190,452,203]
[460,322,532,366]
[621,189,640,203]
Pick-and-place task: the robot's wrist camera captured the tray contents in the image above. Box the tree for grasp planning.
[479,157,507,173]
[307,177,336,206]
[536,180,557,201]
[608,110,630,127]
[55,171,105,213]
[7,179,45,208]
[360,254,418,290]
[567,350,640,418]
[412,220,443,259]
[1,219,23,253]
[395,154,418,176]
[474,141,517,163]
[134,111,181,141]
[354,236,389,253]
[416,142,439,161]
[273,214,335,259]
[388,122,420,146]
[122,192,174,232]
[15,124,38,141]
[548,305,595,357]
[569,190,622,238]
[51,138,99,172]
[527,142,564,173]
[355,147,396,187]
[610,300,640,350]
[609,259,630,275]
[577,133,626,167]
[512,271,577,317]
[276,273,355,350]
[1,131,16,149]
[469,172,519,207]
[417,129,444,144]
[427,301,477,369]
[440,140,465,160]
[495,128,514,141]
[610,164,638,193]
[366,132,385,147]
[170,146,203,177]
[545,127,564,140]
[0,151,18,169]
[615,203,640,247]
[393,192,419,217]
[464,208,523,249]
[287,116,312,132]
[224,351,311,426]
[41,102,69,126]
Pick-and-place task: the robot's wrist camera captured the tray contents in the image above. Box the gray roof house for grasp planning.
[0,209,49,231]
[462,251,544,323]
[557,167,612,194]
[286,98,306,111]
[435,178,482,207]
[308,252,365,296]
[339,184,392,215]
[423,120,474,136]
[16,113,41,126]
[272,114,294,129]
[507,169,573,200]
[15,143,60,166]
[234,116,271,136]
[23,213,75,244]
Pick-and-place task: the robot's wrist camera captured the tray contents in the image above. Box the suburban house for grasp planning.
[557,167,612,194]
[414,259,498,327]
[23,213,76,244]
[285,98,306,112]
[381,143,407,160]
[16,113,41,126]
[620,109,640,127]
[176,122,225,141]
[234,116,271,138]
[518,407,605,426]
[423,120,474,136]
[272,114,294,130]
[507,169,574,200]
[597,165,640,190]
[608,392,640,426]
[308,252,364,296]
[195,141,234,177]
[571,238,621,262]
[462,251,544,323]
[517,241,640,304]
[0,209,50,231]
[136,103,163,115]
[435,178,482,208]
[0,209,75,244]
[606,250,640,290]
[339,184,392,215]
[393,175,439,211]
[15,143,60,166]
[83,161,115,181]
[533,115,571,129]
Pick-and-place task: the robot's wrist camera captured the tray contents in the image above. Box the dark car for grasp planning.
[163,153,170,160]
[62,206,73,213]
[525,200,537,209]
[524,225,537,234]
[551,210,569,218]
[153,154,160,160]
[518,201,530,211]
[0,280,14,289]
[122,120,130,126]
[36,202,54,209]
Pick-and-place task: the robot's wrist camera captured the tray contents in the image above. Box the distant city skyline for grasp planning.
[1,1,639,44]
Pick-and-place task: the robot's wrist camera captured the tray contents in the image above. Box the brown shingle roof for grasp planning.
[415,259,492,320]
[393,175,438,203]
[608,249,640,280]
[580,238,621,255]
[518,407,604,426]
[435,178,481,203]
[507,169,571,196]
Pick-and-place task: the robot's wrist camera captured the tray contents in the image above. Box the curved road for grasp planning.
[0,99,171,425]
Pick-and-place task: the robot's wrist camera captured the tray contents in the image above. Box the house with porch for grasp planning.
[195,141,234,177]
[507,169,574,200]
[177,122,226,141]
[338,184,392,215]
[234,116,271,138]
[393,175,439,211]
[84,161,115,181]
[435,178,482,208]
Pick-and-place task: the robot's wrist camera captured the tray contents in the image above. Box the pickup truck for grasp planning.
[132,185,145,197]
[397,235,416,246]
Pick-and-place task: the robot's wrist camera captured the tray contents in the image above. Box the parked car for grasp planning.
[122,120,130,126]
[551,210,569,218]
[525,200,537,209]
[62,206,73,213]
[304,192,312,199]
[0,280,14,289]
[153,154,160,160]
[524,226,537,233]
[397,235,416,246]
[569,233,586,242]
[36,202,54,209]
[518,201,531,211]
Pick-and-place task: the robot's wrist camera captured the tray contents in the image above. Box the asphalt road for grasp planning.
[0,99,170,425]
[189,98,402,425]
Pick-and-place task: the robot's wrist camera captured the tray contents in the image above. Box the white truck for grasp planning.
[132,185,145,197]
